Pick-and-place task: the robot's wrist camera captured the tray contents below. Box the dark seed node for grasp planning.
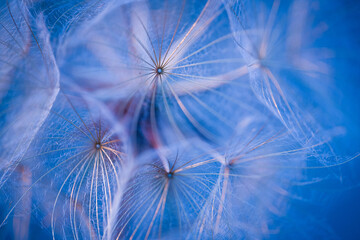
[156,67,164,74]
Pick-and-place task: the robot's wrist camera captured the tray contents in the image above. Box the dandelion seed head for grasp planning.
[0,0,356,239]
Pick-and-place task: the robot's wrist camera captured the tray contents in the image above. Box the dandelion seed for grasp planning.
[224,0,335,145]
[191,116,312,239]
[55,0,258,148]
[109,140,221,239]
[1,92,127,239]
[0,0,59,188]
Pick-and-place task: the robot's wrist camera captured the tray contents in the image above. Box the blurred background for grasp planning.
[275,0,360,239]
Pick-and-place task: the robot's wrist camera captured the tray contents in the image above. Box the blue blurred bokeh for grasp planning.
[280,0,360,239]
